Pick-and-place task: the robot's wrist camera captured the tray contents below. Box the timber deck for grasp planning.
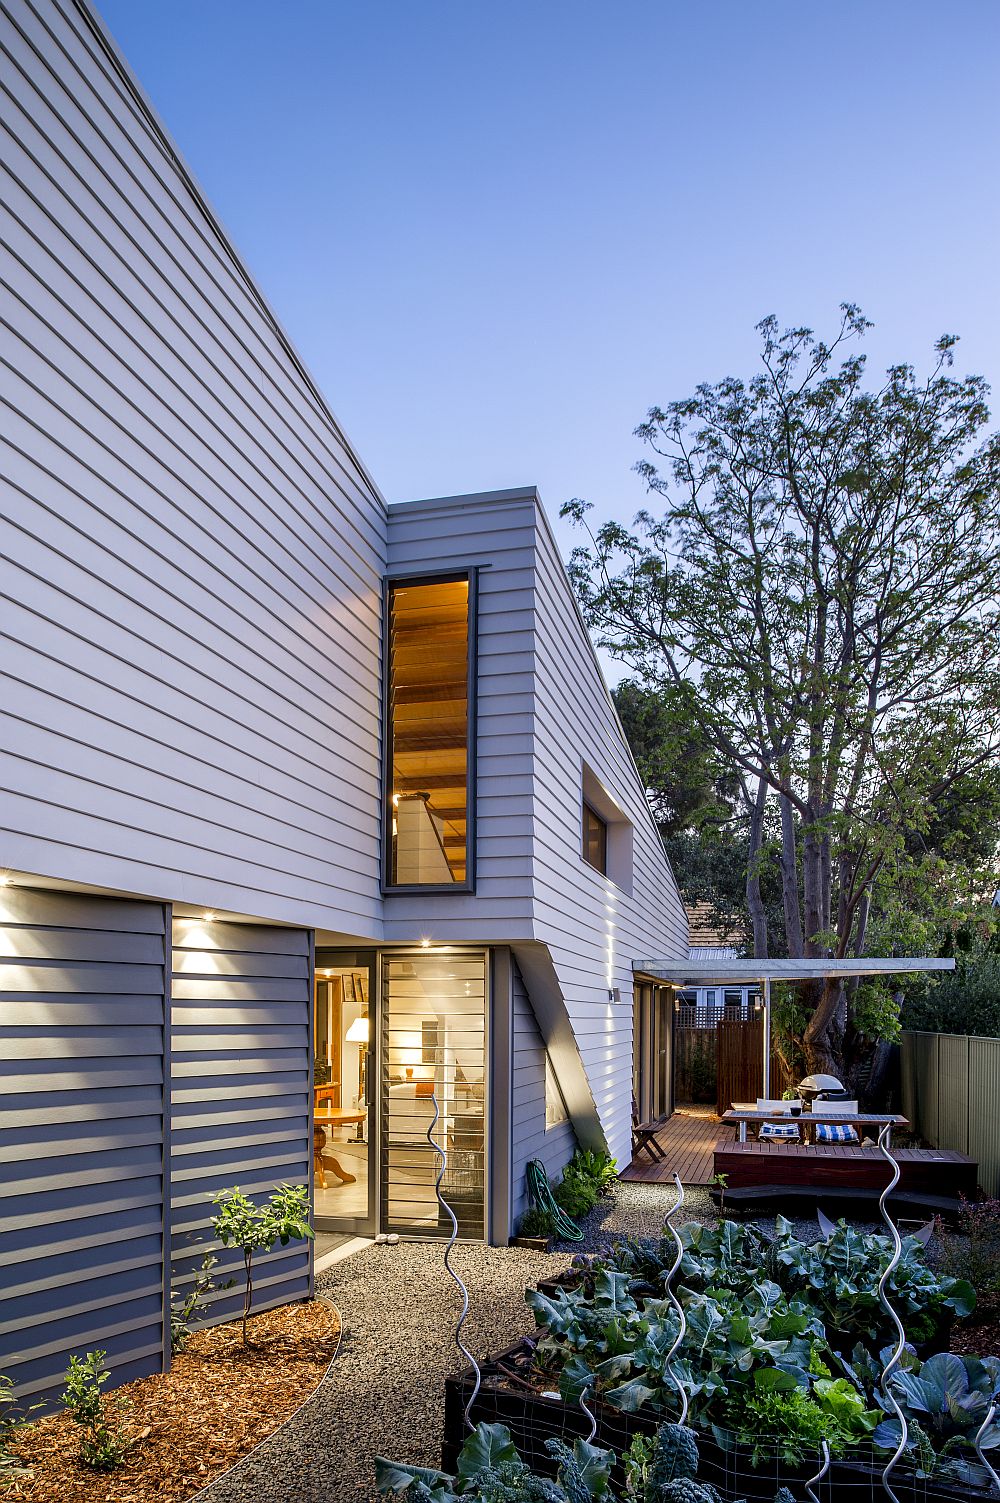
[620,1107,733,1186]
[713,1139,978,1200]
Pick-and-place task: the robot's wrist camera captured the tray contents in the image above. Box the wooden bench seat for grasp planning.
[713,1140,978,1199]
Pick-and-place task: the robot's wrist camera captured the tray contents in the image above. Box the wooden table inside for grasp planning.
[315,1104,367,1144]
[722,1109,908,1145]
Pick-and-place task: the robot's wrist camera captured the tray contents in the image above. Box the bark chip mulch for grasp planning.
[8,1299,340,1503]
[950,1305,1000,1358]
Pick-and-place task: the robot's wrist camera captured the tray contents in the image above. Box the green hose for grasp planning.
[526,1159,585,1243]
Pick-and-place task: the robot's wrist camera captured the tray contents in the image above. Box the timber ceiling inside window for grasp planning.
[388,577,470,885]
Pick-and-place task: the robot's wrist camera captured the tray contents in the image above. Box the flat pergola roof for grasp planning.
[633,957,955,986]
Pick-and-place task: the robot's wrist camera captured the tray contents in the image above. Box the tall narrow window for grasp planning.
[387,575,473,887]
[582,802,607,874]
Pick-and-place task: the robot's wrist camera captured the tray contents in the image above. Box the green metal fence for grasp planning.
[900,1030,1000,1196]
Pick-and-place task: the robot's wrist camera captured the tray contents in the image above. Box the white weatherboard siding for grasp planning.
[0,0,386,934]
[510,957,576,1228]
[385,492,688,1165]
[529,505,687,1166]
[383,492,538,941]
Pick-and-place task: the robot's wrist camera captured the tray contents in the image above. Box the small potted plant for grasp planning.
[782,1087,802,1116]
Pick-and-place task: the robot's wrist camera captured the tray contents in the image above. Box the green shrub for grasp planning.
[570,1149,618,1191]
[551,1148,617,1219]
[170,1248,227,1353]
[61,1351,132,1471]
[932,1197,1000,1308]
[553,1172,599,1218]
[518,1206,557,1239]
[1,1373,39,1483]
[211,1183,313,1345]
[901,952,1000,1037]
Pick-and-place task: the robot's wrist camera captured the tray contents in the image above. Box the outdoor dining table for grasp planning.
[722,1108,909,1146]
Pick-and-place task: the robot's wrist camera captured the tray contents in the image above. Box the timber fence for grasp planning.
[900,1030,1000,1196]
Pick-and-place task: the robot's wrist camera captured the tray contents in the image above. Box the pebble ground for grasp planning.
[193,1181,822,1503]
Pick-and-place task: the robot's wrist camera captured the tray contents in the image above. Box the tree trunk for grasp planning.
[242,1249,253,1346]
[802,826,824,955]
[803,977,846,1077]
[746,779,769,958]
[778,794,804,957]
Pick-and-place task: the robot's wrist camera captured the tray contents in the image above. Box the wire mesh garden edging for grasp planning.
[441,1343,995,1503]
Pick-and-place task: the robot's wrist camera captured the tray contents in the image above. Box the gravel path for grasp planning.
[193,1181,823,1503]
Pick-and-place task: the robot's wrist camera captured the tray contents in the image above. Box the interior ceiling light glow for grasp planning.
[203,910,216,922]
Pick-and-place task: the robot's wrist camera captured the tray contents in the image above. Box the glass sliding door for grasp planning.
[634,982,673,1123]
[380,950,487,1238]
[313,950,376,1235]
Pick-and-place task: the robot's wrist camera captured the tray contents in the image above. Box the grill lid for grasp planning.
[799,1073,846,1092]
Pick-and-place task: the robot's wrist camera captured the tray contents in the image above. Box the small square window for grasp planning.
[582,802,607,874]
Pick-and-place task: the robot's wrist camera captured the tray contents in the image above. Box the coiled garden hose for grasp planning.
[526,1158,585,1242]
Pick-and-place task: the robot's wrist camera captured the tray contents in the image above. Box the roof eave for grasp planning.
[633,957,956,986]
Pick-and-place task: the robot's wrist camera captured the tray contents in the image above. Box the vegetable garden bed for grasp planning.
[438,1215,999,1503]
[442,1340,993,1503]
[6,1299,339,1503]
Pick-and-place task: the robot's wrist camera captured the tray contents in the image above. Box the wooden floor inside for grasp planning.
[620,1106,732,1185]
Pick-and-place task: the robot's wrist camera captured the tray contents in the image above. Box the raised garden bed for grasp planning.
[7,1299,339,1503]
[443,1340,995,1503]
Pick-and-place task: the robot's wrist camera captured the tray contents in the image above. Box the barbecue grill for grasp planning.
[797,1072,852,1108]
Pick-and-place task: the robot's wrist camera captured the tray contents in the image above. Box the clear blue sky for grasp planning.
[100,0,1000,556]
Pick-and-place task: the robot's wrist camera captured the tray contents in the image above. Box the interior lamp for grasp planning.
[345,1014,370,1105]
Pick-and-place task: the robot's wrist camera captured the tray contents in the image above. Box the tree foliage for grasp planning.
[565,307,1000,1076]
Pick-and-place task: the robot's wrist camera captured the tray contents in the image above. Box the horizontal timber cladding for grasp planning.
[0,886,168,1401]
[527,503,688,1164]
[1,0,386,931]
[170,919,313,1320]
[510,956,576,1231]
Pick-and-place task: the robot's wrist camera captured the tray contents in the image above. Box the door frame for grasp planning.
[313,947,378,1237]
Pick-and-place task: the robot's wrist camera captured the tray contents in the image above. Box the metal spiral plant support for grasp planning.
[661,1171,689,1426]
[974,1402,1000,1495]
[427,1089,481,1432]
[803,1439,830,1503]
[875,1122,909,1503]
[577,1378,598,1444]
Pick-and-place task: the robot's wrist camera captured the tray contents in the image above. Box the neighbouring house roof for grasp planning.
[634,956,956,986]
[685,901,746,955]
[688,946,741,963]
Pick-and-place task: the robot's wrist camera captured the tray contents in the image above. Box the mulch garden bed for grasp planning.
[950,1304,1000,1357]
[8,1299,340,1503]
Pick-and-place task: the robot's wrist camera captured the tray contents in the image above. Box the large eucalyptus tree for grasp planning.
[565,307,1000,1077]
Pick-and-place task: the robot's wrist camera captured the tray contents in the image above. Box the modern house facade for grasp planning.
[0,0,687,1400]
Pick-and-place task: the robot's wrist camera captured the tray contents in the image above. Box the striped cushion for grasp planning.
[758,1121,800,1140]
[814,1122,859,1144]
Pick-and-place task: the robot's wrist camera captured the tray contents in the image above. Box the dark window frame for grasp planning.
[381,567,478,894]
[582,800,608,875]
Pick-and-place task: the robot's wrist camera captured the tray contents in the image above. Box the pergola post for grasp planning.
[762,975,771,1100]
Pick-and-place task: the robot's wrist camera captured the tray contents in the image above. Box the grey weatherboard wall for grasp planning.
[0,886,169,1400]
[170,918,313,1321]
[510,957,577,1228]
